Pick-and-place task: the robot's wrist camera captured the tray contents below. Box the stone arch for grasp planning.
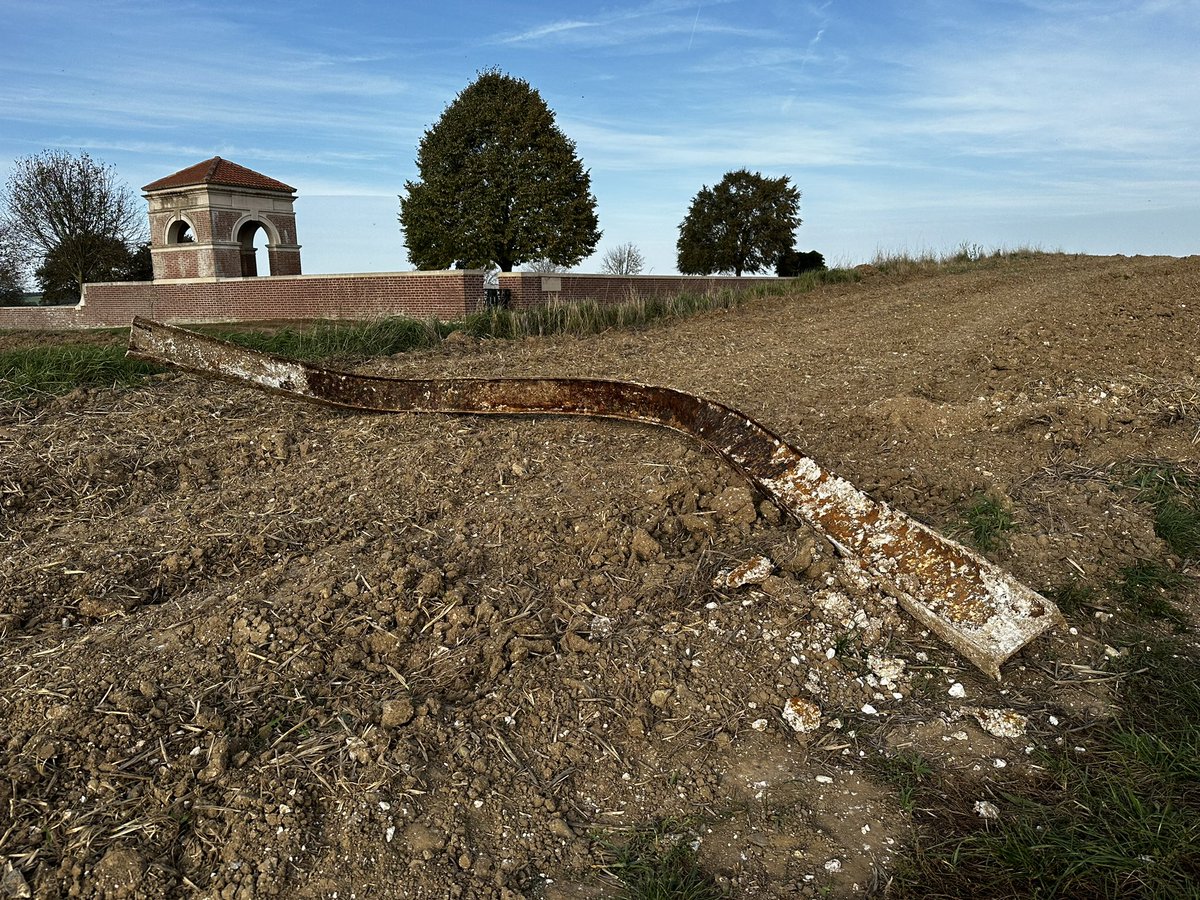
[165,216,196,245]
[233,216,281,278]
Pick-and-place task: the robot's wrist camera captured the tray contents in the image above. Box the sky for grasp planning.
[1,0,1197,275]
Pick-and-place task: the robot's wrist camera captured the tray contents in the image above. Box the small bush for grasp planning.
[776,248,825,277]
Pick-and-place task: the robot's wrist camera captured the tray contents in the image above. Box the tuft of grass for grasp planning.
[1116,560,1188,626]
[1154,501,1200,561]
[876,750,936,813]
[833,628,869,674]
[1043,579,1101,616]
[887,637,1200,900]
[1127,463,1200,561]
[949,241,987,263]
[962,493,1016,553]
[605,821,725,900]
[0,343,159,399]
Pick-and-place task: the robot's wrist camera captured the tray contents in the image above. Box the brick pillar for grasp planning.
[268,245,303,276]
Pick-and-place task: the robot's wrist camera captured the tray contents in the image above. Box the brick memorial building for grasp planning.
[143,157,303,280]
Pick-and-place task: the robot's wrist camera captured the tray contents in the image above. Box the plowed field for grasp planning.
[2,253,1197,898]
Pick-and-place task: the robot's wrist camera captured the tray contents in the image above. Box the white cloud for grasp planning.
[498,19,599,43]
[889,4,1200,163]
[490,0,769,48]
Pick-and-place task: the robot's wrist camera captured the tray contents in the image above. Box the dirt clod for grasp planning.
[381,697,416,728]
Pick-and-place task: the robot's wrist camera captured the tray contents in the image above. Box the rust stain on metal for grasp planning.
[128,317,1063,678]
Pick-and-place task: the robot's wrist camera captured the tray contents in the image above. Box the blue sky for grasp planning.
[2,0,1197,274]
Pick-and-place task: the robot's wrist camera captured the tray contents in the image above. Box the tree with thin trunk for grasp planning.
[1,150,145,299]
[0,221,25,305]
[676,169,801,276]
[599,242,645,275]
[399,69,601,273]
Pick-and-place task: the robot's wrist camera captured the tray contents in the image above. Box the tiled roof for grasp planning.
[143,157,296,193]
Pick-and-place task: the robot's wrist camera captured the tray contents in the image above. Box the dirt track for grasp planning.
[2,254,1198,898]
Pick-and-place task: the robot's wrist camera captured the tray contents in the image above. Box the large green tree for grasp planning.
[676,169,801,276]
[399,70,601,272]
[1,150,145,299]
[35,235,151,303]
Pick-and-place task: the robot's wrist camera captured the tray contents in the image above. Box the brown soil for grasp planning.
[2,254,1198,899]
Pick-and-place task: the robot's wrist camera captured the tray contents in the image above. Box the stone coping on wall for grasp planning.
[145,269,485,286]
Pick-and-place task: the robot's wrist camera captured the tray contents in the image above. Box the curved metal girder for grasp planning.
[127,317,1062,677]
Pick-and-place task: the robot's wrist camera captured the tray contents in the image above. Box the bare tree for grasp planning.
[599,242,645,275]
[522,257,566,274]
[1,150,146,298]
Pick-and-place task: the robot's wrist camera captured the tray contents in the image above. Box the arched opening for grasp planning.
[167,220,195,244]
[236,220,272,277]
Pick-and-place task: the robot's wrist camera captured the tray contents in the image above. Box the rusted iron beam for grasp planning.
[127,317,1062,678]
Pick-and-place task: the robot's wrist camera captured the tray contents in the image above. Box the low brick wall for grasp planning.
[0,270,790,331]
[0,270,487,330]
[496,272,782,310]
[0,304,85,330]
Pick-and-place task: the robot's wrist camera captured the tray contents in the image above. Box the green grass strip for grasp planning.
[0,343,159,400]
[207,316,444,362]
